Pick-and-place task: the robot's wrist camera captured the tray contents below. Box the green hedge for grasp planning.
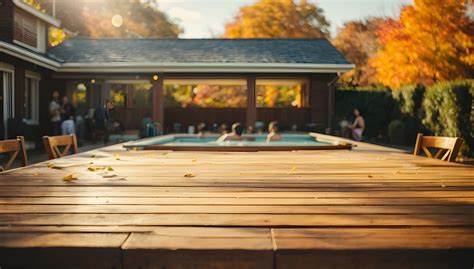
[422,81,473,156]
[336,81,473,157]
[335,87,399,139]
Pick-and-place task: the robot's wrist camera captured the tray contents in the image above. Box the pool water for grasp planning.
[125,134,332,148]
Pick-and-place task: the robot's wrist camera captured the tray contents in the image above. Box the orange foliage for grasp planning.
[224,0,330,38]
[371,0,473,88]
[332,18,392,86]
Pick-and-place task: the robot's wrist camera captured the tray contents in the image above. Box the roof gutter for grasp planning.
[58,62,355,73]
[0,41,60,71]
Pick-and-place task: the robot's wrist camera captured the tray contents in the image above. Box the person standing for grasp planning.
[49,91,62,135]
[93,100,110,143]
[348,108,365,141]
[61,96,76,135]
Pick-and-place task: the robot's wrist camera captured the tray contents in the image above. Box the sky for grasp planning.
[155,0,413,38]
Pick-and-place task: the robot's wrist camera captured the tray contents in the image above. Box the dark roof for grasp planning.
[46,38,350,65]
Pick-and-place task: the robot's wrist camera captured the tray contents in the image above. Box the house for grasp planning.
[0,0,353,141]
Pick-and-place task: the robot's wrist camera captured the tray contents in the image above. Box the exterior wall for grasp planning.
[0,52,52,140]
[0,0,14,42]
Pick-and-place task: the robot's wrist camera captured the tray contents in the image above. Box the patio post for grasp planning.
[152,74,164,129]
[309,74,330,131]
[246,75,256,131]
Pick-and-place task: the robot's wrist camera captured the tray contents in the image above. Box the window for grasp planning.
[256,79,309,108]
[14,8,38,49]
[108,82,152,109]
[24,76,40,124]
[163,79,247,108]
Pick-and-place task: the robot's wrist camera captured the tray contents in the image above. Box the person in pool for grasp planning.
[217,122,244,142]
[266,121,282,142]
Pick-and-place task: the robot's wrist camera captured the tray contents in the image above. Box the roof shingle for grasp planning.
[46,38,350,65]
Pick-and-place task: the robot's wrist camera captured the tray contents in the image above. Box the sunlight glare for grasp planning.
[111,14,123,28]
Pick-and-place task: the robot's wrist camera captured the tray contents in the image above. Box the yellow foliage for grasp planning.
[49,27,67,47]
[224,0,329,38]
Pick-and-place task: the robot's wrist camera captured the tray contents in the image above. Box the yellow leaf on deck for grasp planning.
[32,173,39,176]
[192,158,197,162]
[63,174,77,181]
[184,173,196,178]
[291,166,297,171]
[107,166,114,171]
[368,174,373,178]
[91,155,96,158]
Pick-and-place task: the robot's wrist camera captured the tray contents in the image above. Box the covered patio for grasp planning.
[42,38,352,136]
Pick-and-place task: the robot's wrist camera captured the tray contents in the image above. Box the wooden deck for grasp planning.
[0,143,473,268]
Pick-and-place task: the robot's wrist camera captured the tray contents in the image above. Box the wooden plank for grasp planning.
[0,213,472,226]
[0,204,472,214]
[1,190,474,198]
[122,230,273,269]
[0,232,127,269]
[0,196,472,205]
[274,228,474,269]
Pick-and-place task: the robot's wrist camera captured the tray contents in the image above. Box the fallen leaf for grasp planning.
[32,173,39,176]
[91,154,96,158]
[291,166,297,171]
[103,174,117,178]
[368,174,373,178]
[63,174,78,181]
[184,173,196,178]
[89,162,94,164]
[192,158,197,162]
[162,152,169,155]
[107,166,114,171]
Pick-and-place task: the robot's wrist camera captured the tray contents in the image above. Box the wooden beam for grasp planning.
[246,75,256,131]
[152,74,164,130]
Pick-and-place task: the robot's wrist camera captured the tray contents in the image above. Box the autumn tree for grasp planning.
[224,0,330,38]
[332,17,391,86]
[38,0,182,38]
[371,0,473,88]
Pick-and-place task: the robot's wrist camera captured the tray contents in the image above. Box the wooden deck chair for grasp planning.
[0,136,28,172]
[413,133,463,162]
[42,134,78,160]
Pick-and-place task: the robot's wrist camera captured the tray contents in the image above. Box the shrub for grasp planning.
[392,84,425,144]
[335,87,399,140]
[388,119,406,145]
[422,80,473,157]
[392,84,425,117]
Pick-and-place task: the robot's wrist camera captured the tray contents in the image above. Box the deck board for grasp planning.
[0,143,473,268]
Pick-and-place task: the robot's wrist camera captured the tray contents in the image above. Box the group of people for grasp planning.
[49,91,115,141]
[49,91,77,136]
[203,121,282,142]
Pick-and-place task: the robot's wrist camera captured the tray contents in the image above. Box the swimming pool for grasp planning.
[123,133,352,151]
